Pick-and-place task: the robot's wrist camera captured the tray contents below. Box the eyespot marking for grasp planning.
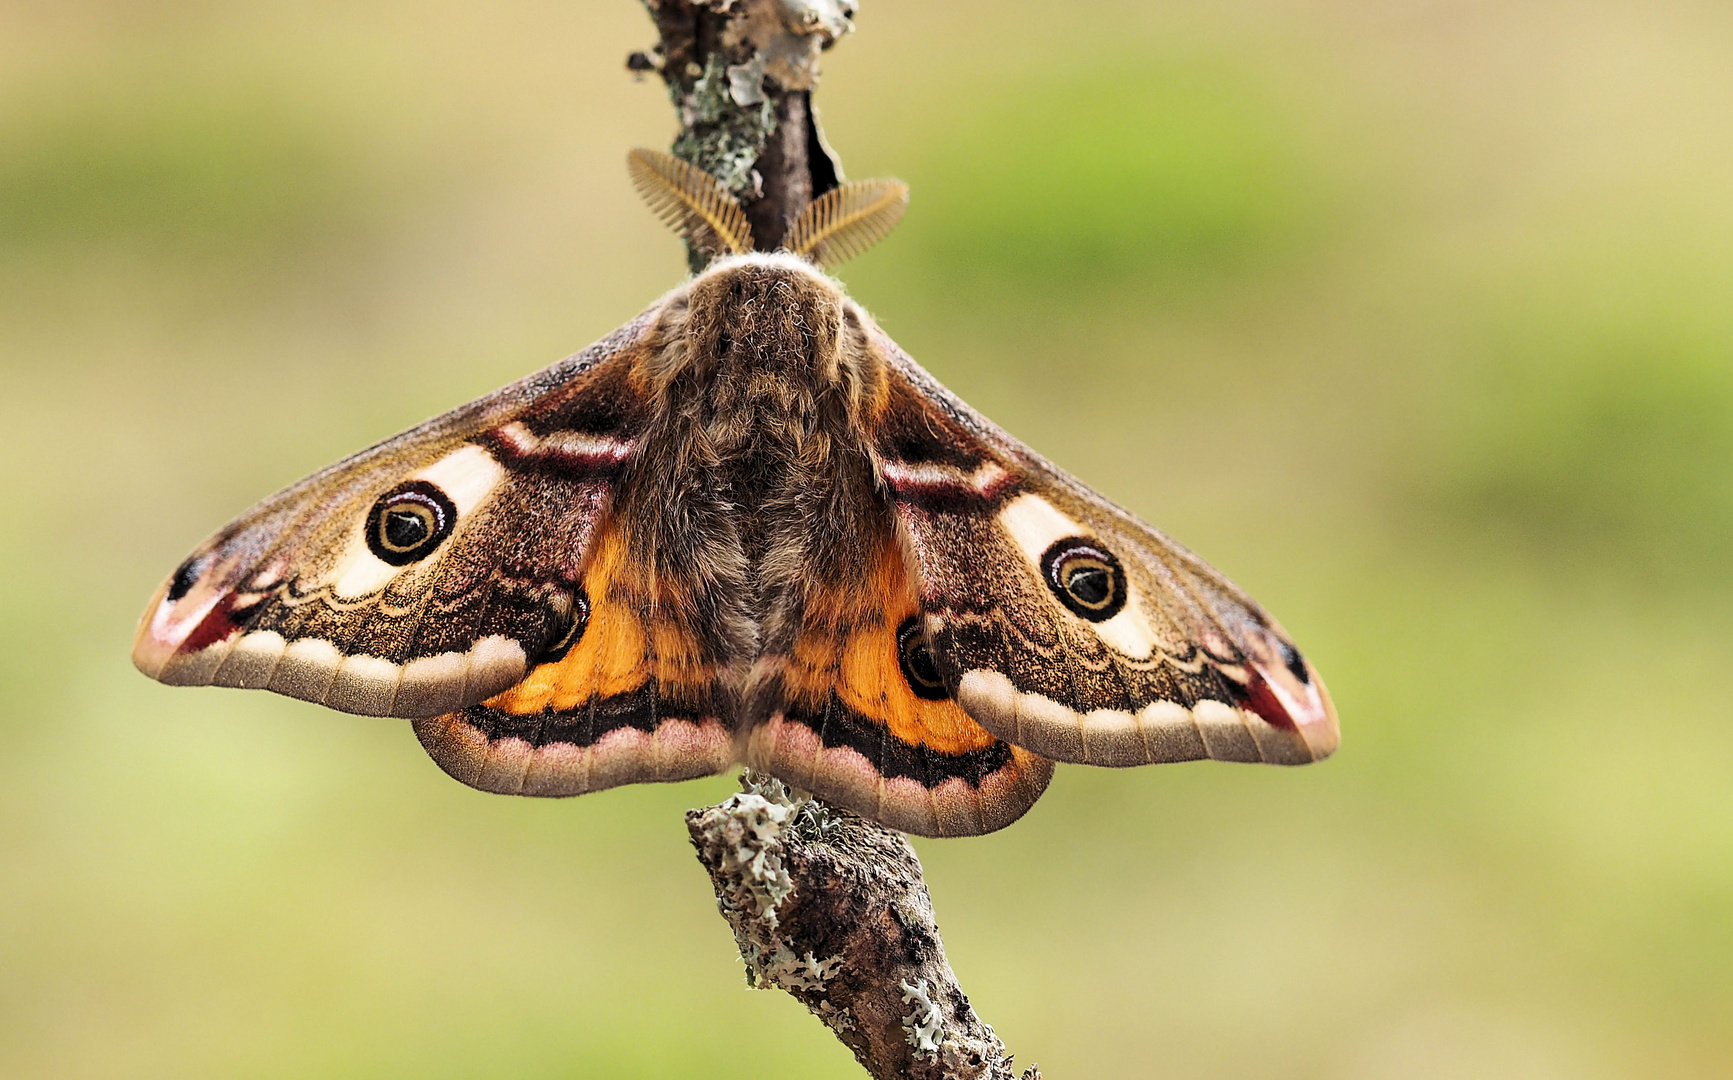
[541,589,591,664]
[1279,640,1311,685]
[1040,538,1127,622]
[166,557,203,603]
[896,617,948,701]
[365,481,457,566]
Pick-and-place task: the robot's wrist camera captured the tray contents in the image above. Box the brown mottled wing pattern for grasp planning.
[864,323,1339,769]
[414,513,736,798]
[133,313,736,797]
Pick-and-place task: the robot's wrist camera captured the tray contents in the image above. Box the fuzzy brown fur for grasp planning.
[627,260,895,721]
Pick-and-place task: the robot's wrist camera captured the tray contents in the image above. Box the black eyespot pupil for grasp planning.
[1280,641,1311,685]
[1065,564,1111,606]
[364,481,457,566]
[166,558,201,602]
[384,508,429,549]
[542,591,591,663]
[907,643,941,687]
[1039,538,1128,622]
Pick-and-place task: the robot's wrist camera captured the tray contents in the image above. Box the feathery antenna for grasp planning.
[785,178,910,268]
[627,148,755,260]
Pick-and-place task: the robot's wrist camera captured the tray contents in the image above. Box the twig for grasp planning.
[688,776,1039,1080]
[631,6,1036,1075]
[631,0,846,266]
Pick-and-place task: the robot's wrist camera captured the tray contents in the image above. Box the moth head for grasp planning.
[628,148,909,270]
[652,253,861,398]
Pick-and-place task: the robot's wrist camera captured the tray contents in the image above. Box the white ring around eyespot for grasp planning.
[995,493,1157,658]
[330,445,506,599]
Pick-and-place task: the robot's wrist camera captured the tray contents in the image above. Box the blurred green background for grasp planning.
[4,1,1731,1076]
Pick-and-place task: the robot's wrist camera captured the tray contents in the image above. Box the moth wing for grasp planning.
[134,317,656,722]
[410,507,739,799]
[742,517,1053,839]
[866,324,1338,769]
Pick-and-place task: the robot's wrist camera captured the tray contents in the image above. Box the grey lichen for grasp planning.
[689,775,846,991]
[715,791,796,919]
[761,943,847,990]
[649,0,855,200]
[724,0,855,91]
[726,54,770,107]
[671,52,776,199]
[900,978,945,1056]
[817,1000,857,1034]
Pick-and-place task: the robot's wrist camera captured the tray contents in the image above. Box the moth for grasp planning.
[133,150,1338,837]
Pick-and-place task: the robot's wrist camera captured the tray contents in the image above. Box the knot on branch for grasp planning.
[687,776,1039,1080]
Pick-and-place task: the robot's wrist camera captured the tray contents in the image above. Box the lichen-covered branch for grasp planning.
[632,0,847,265]
[688,776,1039,1080]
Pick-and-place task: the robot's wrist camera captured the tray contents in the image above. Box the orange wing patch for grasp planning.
[748,526,1053,837]
[483,521,714,715]
[413,517,735,800]
[781,535,997,757]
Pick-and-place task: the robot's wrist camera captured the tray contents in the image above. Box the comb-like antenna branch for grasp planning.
[787,178,911,267]
[627,148,755,261]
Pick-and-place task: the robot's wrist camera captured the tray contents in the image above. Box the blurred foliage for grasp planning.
[0,83,353,255]
[911,60,1327,300]
[3,1,1732,1078]
[1431,304,1733,586]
